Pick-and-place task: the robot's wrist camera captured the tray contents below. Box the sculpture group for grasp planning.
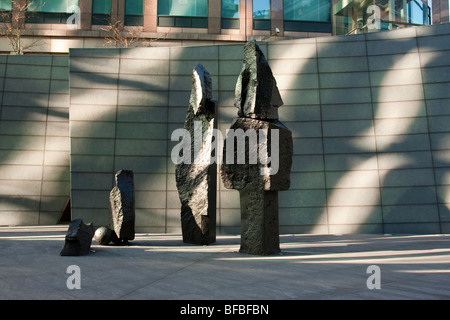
[60,169,135,255]
[176,40,293,255]
[61,40,292,256]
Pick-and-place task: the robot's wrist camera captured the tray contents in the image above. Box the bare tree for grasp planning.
[101,17,169,48]
[0,0,43,54]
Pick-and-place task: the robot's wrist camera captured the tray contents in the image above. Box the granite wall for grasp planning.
[1,23,449,234]
[0,55,70,225]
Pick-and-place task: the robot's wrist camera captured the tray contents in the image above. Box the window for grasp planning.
[27,0,79,23]
[125,0,144,26]
[0,0,11,11]
[0,0,11,23]
[284,0,331,32]
[284,0,330,22]
[407,0,430,25]
[333,0,430,35]
[157,0,208,28]
[92,0,111,25]
[222,0,239,29]
[253,0,270,30]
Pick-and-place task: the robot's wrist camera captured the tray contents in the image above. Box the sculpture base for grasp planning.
[239,188,280,255]
[181,206,216,245]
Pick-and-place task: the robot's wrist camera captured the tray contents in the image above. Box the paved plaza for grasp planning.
[0,225,449,300]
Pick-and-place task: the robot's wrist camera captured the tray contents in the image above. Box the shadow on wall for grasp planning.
[1,26,449,235]
[69,53,180,230]
[269,26,450,234]
[0,55,70,225]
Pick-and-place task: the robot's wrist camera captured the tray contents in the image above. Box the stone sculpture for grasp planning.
[221,40,293,256]
[109,169,135,245]
[93,226,119,245]
[60,219,95,256]
[175,64,217,245]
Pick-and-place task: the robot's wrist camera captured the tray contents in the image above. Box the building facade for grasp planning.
[0,0,448,53]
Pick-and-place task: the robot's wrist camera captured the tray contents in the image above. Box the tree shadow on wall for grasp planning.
[0,65,71,225]
[69,51,216,231]
[269,29,450,234]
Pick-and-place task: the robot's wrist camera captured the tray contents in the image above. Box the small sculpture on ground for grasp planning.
[93,226,119,245]
[60,219,95,256]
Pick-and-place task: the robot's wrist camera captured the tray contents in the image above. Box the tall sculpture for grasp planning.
[221,40,293,255]
[175,64,217,245]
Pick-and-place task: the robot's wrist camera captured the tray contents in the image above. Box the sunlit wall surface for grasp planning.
[333,0,431,35]
[0,56,70,225]
[67,23,449,234]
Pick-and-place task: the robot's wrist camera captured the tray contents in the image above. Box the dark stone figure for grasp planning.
[60,219,95,256]
[234,39,283,120]
[221,40,293,255]
[110,169,135,245]
[175,64,217,245]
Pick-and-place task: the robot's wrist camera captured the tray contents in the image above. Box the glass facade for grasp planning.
[0,0,11,11]
[284,0,331,32]
[28,0,78,12]
[222,0,239,29]
[284,0,330,22]
[333,0,430,35]
[406,0,430,24]
[157,0,208,28]
[0,0,10,23]
[125,0,144,26]
[7,0,436,38]
[27,0,79,23]
[92,0,111,25]
[253,0,271,30]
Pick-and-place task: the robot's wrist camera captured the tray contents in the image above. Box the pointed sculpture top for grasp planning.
[234,40,283,120]
[190,64,213,115]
